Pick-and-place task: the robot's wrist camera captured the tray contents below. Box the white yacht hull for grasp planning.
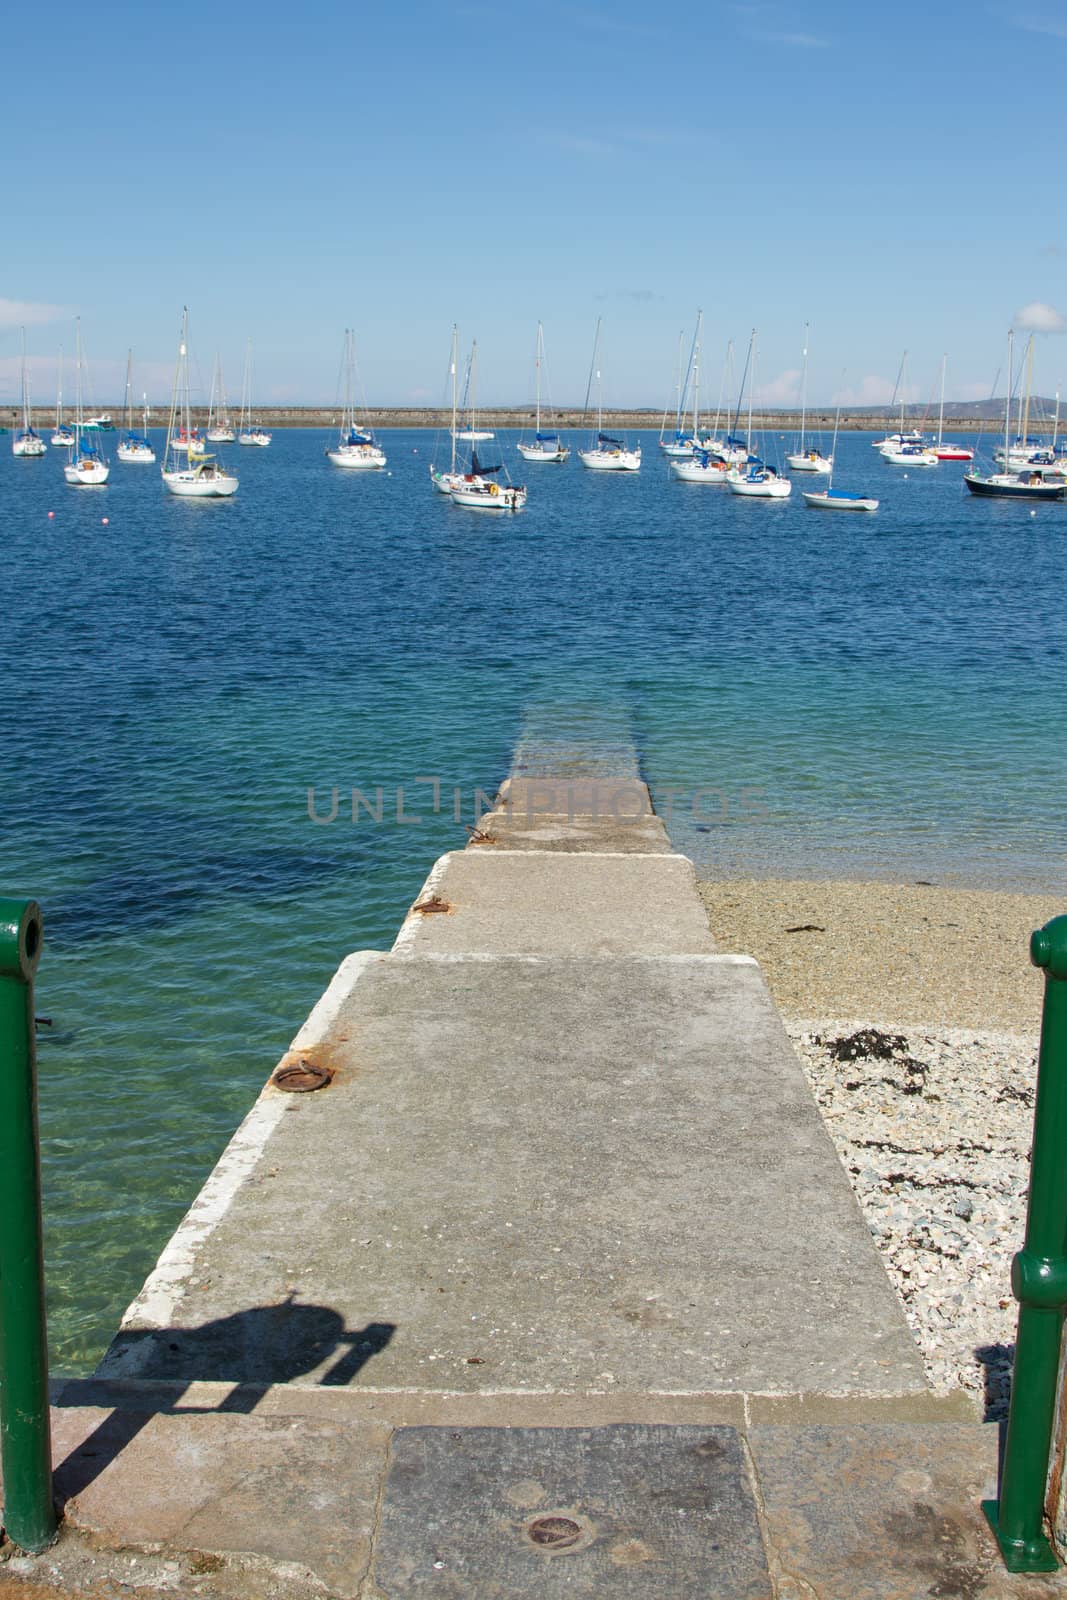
[786,452,832,473]
[238,431,272,446]
[431,467,465,494]
[116,442,156,463]
[163,467,238,498]
[802,490,879,512]
[206,427,236,443]
[670,457,730,483]
[578,446,641,471]
[64,458,110,485]
[517,442,569,462]
[450,482,527,511]
[13,434,47,457]
[51,430,75,448]
[882,448,938,467]
[327,444,387,469]
[727,473,791,498]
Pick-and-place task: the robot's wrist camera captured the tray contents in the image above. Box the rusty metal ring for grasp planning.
[272,1059,333,1093]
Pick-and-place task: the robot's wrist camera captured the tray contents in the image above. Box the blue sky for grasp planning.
[4,0,1066,409]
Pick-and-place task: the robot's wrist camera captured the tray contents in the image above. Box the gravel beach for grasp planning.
[698,878,1066,1415]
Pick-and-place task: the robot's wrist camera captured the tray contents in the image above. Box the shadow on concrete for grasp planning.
[974,1342,1014,1426]
[54,1302,395,1509]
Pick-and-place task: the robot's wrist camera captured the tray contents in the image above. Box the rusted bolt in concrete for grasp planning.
[525,1514,586,1552]
[271,1059,334,1092]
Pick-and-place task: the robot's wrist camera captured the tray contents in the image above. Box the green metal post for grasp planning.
[0,898,56,1553]
[983,913,1067,1573]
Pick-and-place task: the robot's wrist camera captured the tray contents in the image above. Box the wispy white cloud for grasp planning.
[541,131,619,158]
[764,30,829,45]
[1014,300,1066,333]
[831,375,922,406]
[760,367,802,404]
[1010,12,1067,37]
[0,298,68,332]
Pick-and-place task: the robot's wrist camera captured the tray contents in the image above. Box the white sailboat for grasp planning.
[444,337,527,510]
[326,329,387,469]
[237,341,271,446]
[454,341,494,441]
[161,308,238,498]
[51,348,74,447]
[801,397,878,511]
[116,351,156,462]
[786,325,832,473]
[659,328,698,457]
[13,329,47,457]
[64,318,110,485]
[726,331,791,498]
[517,322,568,462]
[206,354,236,442]
[430,326,466,495]
[670,313,729,484]
[876,351,937,464]
[577,318,641,471]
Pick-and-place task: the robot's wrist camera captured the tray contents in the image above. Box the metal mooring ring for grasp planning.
[272,1059,333,1093]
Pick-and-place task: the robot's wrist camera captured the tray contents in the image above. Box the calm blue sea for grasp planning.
[3,424,1066,1371]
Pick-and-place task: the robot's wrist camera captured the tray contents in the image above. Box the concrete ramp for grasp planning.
[101,949,926,1397]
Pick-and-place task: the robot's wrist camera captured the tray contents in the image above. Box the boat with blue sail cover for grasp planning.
[116,351,156,462]
[578,318,640,471]
[327,329,386,469]
[517,323,568,463]
[802,396,878,511]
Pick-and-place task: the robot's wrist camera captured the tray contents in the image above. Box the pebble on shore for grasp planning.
[699,877,1066,1416]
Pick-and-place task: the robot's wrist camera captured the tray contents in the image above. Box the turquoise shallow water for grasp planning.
[3,424,1066,1371]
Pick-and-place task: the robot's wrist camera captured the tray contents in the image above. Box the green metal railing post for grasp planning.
[0,898,56,1553]
[983,913,1067,1573]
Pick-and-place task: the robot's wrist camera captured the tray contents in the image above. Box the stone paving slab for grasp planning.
[371,1424,772,1598]
[470,810,672,853]
[32,1404,391,1598]
[100,953,926,1396]
[495,776,654,820]
[395,852,714,956]
[749,1423,1067,1598]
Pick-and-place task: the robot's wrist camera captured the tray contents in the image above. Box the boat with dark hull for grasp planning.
[963,470,1064,501]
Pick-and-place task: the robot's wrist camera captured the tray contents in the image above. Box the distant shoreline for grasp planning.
[3,406,1000,433]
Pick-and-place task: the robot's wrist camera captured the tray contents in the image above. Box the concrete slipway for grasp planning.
[5,744,1064,1597]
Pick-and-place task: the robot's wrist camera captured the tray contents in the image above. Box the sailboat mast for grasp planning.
[1022,335,1033,448]
[691,310,702,439]
[937,353,946,447]
[799,324,809,453]
[449,325,458,474]
[21,327,30,431]
[1004,329,1013,468]
[747,331,756,454]
[125,350,134,431]
[729,331,754,449]
[74,316,83,449]
[56,347,64,428]
[534,321,542,437]
[899,350,907,438]
[583,317,602,445]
